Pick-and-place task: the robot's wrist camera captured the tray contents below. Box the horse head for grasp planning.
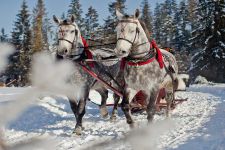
[114,9,149,58]
[53,15,83,59]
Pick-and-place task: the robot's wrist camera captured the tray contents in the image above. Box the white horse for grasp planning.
[53,15,121,134]
[114,9,181,126]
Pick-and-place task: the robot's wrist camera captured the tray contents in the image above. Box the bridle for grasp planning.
[57,23,83,59]
[116,19,152,58]
[117,20,140,46]
[58,24,78,49]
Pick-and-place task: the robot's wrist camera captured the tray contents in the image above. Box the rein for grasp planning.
[116,20,140,47]
[116,19,151,59]
[58,24,78,50]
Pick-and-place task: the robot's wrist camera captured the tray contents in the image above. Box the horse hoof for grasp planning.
[166,113,171,118]
[127,119,135,128]
[129,123,135,128]
[100,107,109,118]
[110,115,117,122]
[73,126,82,135]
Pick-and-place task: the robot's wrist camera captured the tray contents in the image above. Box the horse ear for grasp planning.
[134,9,140,18]
[53,15,60,24]
[116,9,123,20]
[71,15,76,23]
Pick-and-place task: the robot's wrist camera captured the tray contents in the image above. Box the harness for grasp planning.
[117,19,163,69]
[117,20,140,46]
[57,23,94,67]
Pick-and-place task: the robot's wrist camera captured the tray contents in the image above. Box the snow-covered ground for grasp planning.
[0,84,225,150]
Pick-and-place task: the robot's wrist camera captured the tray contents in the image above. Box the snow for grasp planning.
[217,31,221,36]
[220,41,225,48]
[0,43,14,72]
[177,74,189,91]
[0,84,225,150]
[194,75,210,84]
[205,35,213,44]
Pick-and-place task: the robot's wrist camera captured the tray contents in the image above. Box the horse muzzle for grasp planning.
[114,48,129,58]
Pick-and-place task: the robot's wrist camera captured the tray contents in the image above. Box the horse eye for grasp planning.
[75,30,78,35]
[71,30,75,33]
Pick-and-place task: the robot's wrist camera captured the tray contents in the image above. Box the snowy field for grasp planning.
[0,84,225,150]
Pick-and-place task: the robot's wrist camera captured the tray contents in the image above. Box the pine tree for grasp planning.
[103,0,126,42]
[42,12,53,50]
[67,0,84,34]
[159,0,175,47]
[32,0,51,52]
[191,0,225,82]
[7,0,31,86]
[61,12,66,20]
[153,3,162,45]
[172,0,192,73]
[84,6,99,38]
[187,0,198,30]
[190,0,214,50]
[32,0,44,52]
[186,0,198,52]
[141,0,153,33]
[152,0,178,48]
[174,0,191,51]
[0,28,8,42]
[108,0,126,16]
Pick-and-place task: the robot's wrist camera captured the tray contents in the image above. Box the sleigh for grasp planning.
[82,48,187,113]
[89,88,187,113]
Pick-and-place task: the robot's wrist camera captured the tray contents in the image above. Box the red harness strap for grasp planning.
[120,40,164,70]
[151,39,164,69]
[127,57,155,66]
[81,36,94,68]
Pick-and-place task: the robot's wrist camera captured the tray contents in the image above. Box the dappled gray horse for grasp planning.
[114,9,178,126]
[53,15,121,135]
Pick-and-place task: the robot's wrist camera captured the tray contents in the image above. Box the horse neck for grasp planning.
[72,29,84,54]
[131,23,150,57]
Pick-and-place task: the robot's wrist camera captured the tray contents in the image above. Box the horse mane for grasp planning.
[138,19,151,42]
[60,19,73,26]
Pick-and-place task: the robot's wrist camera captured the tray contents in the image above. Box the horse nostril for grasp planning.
[121,50,126,54]
[64,49,68,53]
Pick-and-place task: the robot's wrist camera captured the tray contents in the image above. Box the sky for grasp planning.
[0,0,165,35]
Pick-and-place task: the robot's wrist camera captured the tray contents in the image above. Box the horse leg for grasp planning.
[73,89,89,135]
[69,99,78,122]
[96,88,109,118]
[111,70,125,121]
[110,93,120,121]
[165,90,173,118]
[146,89,158,123]
[121,90,134,127]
